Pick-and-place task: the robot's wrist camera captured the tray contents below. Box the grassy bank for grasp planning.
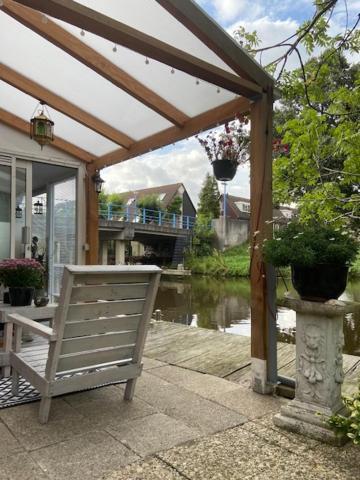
[186,246,360,279]
[186,244,250,277]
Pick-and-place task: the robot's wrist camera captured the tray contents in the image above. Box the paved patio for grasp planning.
[0,355,358,480]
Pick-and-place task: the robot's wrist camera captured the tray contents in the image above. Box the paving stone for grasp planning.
[209,384,285,419]
[71,396,156,428]
[0,421,24,456]
[149,365,240,398]
[0,452,50,480]
[308,441,360,480]
[142,357,167,371]
[241,413,320,455]
[159,425,346,480]
[63,384,126,407]
[0,398,94,451]
[30,430,139,480]
[104,457,184,480]
[134,372,246,435]
[107,412,200,457]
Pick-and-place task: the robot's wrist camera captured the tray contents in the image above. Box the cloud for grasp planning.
[102,137,250,207]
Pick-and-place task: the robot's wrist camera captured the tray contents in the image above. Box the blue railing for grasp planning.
[99,203,196,230]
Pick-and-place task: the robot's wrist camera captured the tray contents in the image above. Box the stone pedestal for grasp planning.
[274,298,353,445]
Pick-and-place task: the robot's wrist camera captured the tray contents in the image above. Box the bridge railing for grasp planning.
[99,203,197,230]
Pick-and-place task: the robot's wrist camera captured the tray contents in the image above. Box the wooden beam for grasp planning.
[1,0,189,127]
[85,163,99,264]
[0,108,94,163]
[0,63,134,149]
[94,97,251,169]
[249,90,274,394]
[10,0,263,99]
[156,0,273,88]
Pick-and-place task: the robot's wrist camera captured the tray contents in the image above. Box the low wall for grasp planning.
[212,217,249,250]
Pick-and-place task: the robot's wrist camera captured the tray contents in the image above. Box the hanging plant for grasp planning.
[197,115,250,181]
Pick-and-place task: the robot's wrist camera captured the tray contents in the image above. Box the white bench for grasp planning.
[6,265,161,423]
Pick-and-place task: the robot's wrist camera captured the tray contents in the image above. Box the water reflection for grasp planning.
[154,276,360,356]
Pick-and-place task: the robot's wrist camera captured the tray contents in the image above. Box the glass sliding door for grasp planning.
[48,176,77,298]
[0,161,11,260]
[0,157,32,261]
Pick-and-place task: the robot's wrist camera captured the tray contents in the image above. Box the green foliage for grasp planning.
[166,196,182,215]
[328,384,360,445]
[197,173,220,219]
[189,213,214,257]
[137,194,161,211]
[98,191,124,216]
[273,52,360,232]
[186,244,250,277]
[263,222,358,267]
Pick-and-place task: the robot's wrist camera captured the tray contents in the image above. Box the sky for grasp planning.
[98,0,358,206]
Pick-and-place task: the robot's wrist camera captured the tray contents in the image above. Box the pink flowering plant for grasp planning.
[0,259,44,289]
[197,115,250,165]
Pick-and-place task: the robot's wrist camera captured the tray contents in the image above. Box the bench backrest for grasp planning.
[45,265,161,379]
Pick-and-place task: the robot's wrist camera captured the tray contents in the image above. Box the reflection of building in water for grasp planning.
[154,281,192,326]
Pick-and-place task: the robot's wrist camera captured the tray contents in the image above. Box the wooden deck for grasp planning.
[145,321,360,395]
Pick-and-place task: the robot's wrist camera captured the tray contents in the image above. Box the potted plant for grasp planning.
[197,115,250,181]
[0,259,44,306]
[263,222,358,302]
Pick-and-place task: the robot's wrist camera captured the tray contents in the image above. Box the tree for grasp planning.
[232,2,360,231]
[137,194,161,211]
[166,196,182,215]
[197,173,220,219]
[273,52,359,230]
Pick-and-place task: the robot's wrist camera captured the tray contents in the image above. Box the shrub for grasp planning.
[327,384,360,445]
[263,222,358,267]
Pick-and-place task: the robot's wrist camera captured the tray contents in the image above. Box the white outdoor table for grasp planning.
[0,303,57,377]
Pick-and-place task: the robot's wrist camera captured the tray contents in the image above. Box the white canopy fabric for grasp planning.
[0,0,272,164]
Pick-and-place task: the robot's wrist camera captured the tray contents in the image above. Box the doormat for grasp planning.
[0,374,126,409]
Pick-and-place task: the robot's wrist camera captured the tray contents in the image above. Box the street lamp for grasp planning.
[92,169,105,194]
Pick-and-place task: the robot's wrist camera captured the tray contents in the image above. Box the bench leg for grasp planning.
[124,378,137,401]
[11,370,19,396]
[39,397,52,424]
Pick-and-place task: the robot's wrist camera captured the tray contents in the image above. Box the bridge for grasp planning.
[98,204,197,266]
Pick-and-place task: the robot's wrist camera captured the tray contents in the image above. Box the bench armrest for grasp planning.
[5,313,57,341]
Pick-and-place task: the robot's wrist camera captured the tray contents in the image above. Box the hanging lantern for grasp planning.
[92,169,105,194]
[15,205,23,219]
[30,101,54,149]
[34,200,44,215]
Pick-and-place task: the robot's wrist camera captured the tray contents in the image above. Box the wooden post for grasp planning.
[85,164,99,265]
[250,90,275,394]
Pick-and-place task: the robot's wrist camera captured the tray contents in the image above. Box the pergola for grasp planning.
[0,0,275,393]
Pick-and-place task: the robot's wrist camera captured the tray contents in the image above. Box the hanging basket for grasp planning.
[212,159,237,181]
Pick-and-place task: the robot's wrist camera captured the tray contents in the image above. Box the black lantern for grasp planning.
[30,101,54,149]
[15,205,23,219]
[92,169,105,194]
[34,200,44,215]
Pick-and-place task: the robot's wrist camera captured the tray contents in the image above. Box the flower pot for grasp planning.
[291,264,348,302]
[212,159,237,181]
[34,289,49,307]
[8,287,35,306]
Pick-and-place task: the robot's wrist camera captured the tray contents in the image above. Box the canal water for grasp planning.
[154,276,360,356]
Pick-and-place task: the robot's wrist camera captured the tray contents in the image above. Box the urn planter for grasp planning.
[291,264,348,302]
[212,159,237,181]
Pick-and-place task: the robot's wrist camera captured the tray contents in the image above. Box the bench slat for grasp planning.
[66,299,145,322]
[60,331,137,355]
[70,283,148,303]
[63,315,141,338]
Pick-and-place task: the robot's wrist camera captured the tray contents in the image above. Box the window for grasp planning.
[235,201,250,213]
[158,193,166,201]
[126,197,134,205]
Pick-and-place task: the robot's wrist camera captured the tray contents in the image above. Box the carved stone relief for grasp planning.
[299,324,325,400]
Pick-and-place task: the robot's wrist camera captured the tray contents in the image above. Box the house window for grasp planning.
[126,197,134,205]
[235,201,250,213]
[158,193,166,201]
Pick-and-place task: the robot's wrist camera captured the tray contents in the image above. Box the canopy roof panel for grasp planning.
[0,0,273,165]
